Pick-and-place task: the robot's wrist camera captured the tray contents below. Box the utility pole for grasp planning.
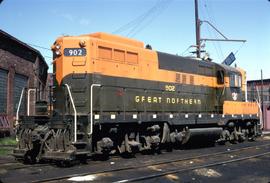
[193,0,246,60]
[195,0,201,58]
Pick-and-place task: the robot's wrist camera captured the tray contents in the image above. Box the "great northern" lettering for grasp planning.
[135,96,201,105]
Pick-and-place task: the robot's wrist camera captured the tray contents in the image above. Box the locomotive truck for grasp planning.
[13,32,260,163]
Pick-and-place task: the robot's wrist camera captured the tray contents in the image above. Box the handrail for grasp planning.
[90,84,101,135]
[64,84,77,143]
[27,89,36,116]
[15,88,25,126]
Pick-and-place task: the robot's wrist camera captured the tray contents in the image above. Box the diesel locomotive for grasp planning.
[13,32,260,163]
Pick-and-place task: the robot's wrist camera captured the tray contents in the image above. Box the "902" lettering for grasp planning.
[64,48,86,56]
[165,85,176,92]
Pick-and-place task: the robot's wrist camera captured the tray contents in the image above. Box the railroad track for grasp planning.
[0,161,52,171]
[115,150,270,183]
[32,142,270,183]
[0,148,52,171]
[0,145,16,148]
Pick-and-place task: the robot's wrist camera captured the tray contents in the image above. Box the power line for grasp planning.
[208,0,225,60]
[27,43,51,51]
[126,0,165,37]
[112,0,163,34]
[44,55,52,59]
[234,42,246,56]
[203,0,224,61]
[113,0,173,37]
[199,1,220,60]
[127,0,173,38]
[25,43,52,62]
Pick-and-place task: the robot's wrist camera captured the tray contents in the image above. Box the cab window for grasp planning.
[217,70,224,84]
[230,74,241,87]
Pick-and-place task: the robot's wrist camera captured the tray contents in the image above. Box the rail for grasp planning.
[28,141,270,183]
[90,84,101,135]
[64,84,77,143]
[15,88,25,126]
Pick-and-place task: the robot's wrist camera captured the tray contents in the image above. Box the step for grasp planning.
[73,141,88,146]
[75,151,90,155]
[73,141,88,150]
[76,132,86,140]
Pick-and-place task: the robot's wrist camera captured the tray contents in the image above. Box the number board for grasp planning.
[64,48,86,56]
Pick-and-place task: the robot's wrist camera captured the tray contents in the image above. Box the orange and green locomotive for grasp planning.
[13,32,260,163]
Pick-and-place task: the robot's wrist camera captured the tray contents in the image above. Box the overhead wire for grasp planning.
[27,43,51,51]
[203,0,224,61]
[207,0,224,60]
[199,1,220,60]
[26,42,52,58]
[44,55,53,59]
[25,43,53,66]
[181,46,193,56]
[127,1,163,37]
[202,0,221,61]
[113,0,173,38]
[234,41,246,56]
[112,0,163,34]
[127,0,173,38]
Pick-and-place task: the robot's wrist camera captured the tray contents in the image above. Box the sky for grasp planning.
[0,0,269,80]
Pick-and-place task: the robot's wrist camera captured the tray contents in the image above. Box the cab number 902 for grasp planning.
[165,85,176,92]
[64,48,86,56]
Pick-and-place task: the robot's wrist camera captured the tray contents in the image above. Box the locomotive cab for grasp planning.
[216,64,245,104]
[229,72,243,101]
[218,65,259,119]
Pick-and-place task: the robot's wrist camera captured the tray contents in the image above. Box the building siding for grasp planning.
[0,69,8,113]
[247,79,270,131]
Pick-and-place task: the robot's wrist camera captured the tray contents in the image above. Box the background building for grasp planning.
[0,29,48,134]
[247,79,270,131]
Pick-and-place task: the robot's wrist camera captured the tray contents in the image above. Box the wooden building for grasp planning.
[247,79,270,131]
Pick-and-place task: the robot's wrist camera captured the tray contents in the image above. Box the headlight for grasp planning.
[55,50,61,56]
[55,44,61,50]
[79,40,86,47]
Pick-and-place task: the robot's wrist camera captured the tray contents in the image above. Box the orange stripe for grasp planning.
[223,101,259,115]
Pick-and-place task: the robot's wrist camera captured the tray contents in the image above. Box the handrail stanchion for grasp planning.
[27,89,36,116]
[90,84,101,135]
[64,84,77,143]
[15,88,25,126]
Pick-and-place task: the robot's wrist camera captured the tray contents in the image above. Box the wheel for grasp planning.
[24,151,37,164]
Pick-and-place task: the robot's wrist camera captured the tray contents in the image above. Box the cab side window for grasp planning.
[217,70,224,84]
[230,74,241,87]
[230,75,235,87]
